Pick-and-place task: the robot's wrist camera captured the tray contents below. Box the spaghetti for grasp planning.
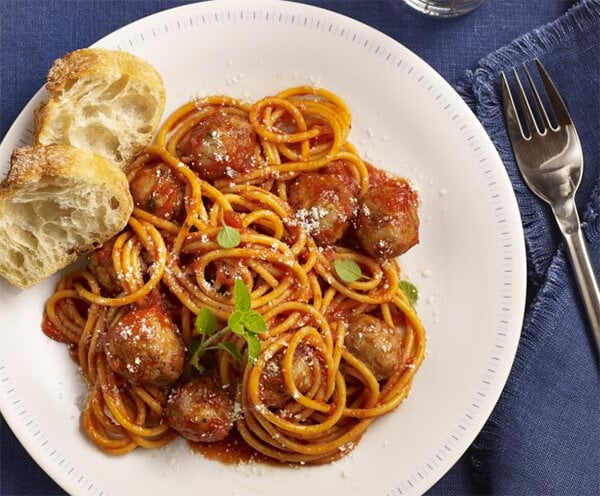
[42,86,426,464]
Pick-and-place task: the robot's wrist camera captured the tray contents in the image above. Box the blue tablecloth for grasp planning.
[1,1,598,495]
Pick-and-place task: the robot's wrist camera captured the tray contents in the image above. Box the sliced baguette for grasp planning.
[0,145,133,289]
[33,48,166,169]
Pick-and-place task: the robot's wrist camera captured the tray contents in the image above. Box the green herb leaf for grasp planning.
[228,310,245,335]
[233,278,251,312]
[187,280,269,372]
[242,312,267,334]
[195,307,218,335]
[399,280,419,306]
[217,226,241,249]
[333,259,362,283]
[219,342,243,362]
[245,332,261,365]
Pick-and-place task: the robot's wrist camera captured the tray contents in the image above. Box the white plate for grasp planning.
[0,1,526,495]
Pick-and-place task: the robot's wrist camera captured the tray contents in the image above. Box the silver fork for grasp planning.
[500,59,600,360]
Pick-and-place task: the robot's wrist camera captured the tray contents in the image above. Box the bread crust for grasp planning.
[4,144,131,199]
[33,48,166,168]
[0,145,133,289]
[42,48,164,96]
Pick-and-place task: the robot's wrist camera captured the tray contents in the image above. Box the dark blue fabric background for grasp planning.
[456,2,600,495]
[2,1,598,495]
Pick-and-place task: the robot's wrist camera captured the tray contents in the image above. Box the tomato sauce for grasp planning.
[41,316,67,343]
[190,430,271,465]
[223,210,243,229]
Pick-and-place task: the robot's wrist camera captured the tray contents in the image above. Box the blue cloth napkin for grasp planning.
[431,1,600,494]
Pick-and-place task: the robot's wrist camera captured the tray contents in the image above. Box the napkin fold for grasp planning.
[432,0,600,494]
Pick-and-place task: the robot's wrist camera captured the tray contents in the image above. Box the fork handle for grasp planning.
[560,214,600,359]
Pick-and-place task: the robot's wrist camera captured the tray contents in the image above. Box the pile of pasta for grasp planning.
[43,86,426,464]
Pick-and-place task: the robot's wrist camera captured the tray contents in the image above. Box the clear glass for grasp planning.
[402,0,484,17]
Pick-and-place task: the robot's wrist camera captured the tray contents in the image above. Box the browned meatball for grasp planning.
[288,171,359,246]
[88,237,122,294]
[356,179,419,258]
[345,315,403,381]
[129,163,185,221]
[166,376,235,443]
[105,305,185,387]
[260,348,316,409]
[179,112,263,181]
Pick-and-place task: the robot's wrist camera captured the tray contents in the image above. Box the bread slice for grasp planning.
[0,145,133,289]
[33,48,166,169]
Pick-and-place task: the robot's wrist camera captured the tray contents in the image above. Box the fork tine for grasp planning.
[500,71,528,140]
[511,67,542,137]
[522,63,554,132]
[534,58,572,127]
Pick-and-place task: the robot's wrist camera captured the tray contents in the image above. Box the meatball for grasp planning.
[105,305,185,387]
[288,171,359,246]
[179,112,263,181]
[166,376,235,443]
[129,163,185,221]
[260,348,316,409]
[345,315,403,381]
[88,237,122,294]
[356,179,419,258]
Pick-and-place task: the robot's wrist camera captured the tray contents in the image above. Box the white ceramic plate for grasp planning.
[0,1,526,495]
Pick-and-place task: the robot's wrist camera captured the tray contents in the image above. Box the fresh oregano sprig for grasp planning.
[399,279,419,306]
[188,279,267,373]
